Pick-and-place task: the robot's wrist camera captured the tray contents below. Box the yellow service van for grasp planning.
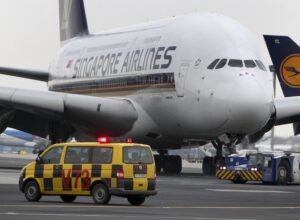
[19,141,157,205]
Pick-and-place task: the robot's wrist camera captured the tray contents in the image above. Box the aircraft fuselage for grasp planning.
[48,13,274,148]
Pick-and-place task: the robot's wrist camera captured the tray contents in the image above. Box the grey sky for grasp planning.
[0,0,298,136]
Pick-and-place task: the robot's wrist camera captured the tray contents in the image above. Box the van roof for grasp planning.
[50,142,150,148]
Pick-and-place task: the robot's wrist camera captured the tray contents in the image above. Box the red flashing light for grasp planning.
[127,138,133,143]
[98,137,110,143]
[97,137,133,143]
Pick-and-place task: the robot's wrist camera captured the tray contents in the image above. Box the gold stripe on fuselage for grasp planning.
[52,83,176,97]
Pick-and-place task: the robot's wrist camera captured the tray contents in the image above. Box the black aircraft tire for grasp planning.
[163,156,182,174]
[202,157,211,175]
[127,195,146,206]
[172,155,182,174]
[203,157,215,175]
[60,195,77,203]
[154,155,162,173]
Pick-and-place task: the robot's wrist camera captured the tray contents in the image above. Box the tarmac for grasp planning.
[1,164,300,220]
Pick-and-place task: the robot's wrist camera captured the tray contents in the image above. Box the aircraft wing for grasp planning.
[0,87,138,138]
[274,97,300,135]
[0,134,36,148]
[0,66,49,81]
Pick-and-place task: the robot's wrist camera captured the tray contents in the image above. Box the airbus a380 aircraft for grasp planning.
[0,0,298,174]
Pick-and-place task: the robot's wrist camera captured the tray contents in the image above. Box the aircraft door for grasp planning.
[176,63,189,97]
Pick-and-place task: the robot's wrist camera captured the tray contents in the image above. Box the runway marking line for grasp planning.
[0,204,300,209]
[0,212,256,220]
[206,189,294,194]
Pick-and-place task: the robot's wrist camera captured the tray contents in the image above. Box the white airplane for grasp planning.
[0,0,298,174]
[0,128,48,152]
[0,130,35,148]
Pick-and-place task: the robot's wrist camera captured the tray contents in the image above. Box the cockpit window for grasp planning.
[244,60,256,68]
[207,58,267,71]
[207,59,220,69]
[228,59,243,67]
[255,60,267,71]
[215,59,227,69]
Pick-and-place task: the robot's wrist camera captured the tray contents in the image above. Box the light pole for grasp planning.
[269,65,276,152]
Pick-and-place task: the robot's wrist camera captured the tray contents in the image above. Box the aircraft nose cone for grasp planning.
[228,78,273,134]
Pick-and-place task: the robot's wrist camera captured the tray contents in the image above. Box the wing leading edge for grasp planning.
[0,67,49,81]
[0,87,138,138]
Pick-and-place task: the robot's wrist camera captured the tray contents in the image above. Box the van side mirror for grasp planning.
[36,156,42,164]
[38,150,44,156]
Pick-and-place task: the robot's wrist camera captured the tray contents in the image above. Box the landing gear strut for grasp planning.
[154,150,182,174]
[202,135,241,175]
[48,121,74,144]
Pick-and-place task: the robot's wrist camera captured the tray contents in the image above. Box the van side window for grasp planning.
[41,146,63,164]
[123,147,153,164]
[264,157,272,168]
[65,147,91,164]
[92,147,113,164]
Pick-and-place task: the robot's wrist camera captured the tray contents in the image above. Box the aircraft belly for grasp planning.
[127,93,224,140]
[124,92,180,137]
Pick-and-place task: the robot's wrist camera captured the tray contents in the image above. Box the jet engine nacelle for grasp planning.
[64,95,138,137]
[248,112,276,144]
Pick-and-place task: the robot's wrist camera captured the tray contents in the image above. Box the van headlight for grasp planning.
[19,169,25,179]
[250,168,257,171]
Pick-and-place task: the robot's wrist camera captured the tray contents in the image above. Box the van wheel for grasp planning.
[92,183,111,205]
[24,181,41,202]
[127,195,146,206]
[277,160,290,185]
[60,195,76,203]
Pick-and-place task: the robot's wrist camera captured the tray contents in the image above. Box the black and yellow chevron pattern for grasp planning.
[216,169,263,181]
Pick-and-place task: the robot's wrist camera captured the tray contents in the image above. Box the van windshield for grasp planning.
[123,147,153,164]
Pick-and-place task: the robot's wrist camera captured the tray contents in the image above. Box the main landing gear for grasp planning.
[154,150,182,174]
[202,135,241,175]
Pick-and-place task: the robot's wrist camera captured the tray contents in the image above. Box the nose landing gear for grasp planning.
[202,135,242,175]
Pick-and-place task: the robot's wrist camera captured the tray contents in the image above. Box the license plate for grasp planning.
[234,167,246,171]
[134,174,146,178]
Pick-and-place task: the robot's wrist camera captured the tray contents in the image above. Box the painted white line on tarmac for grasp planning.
[0,204,299,209]
[0,212,256,220]
[206,189,293,194]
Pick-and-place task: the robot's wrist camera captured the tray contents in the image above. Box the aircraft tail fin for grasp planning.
[59,0,89,45]
[264,35,300,97]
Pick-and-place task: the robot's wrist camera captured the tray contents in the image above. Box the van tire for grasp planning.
[92,183,111,205]
[24,181,41,202]
[277,160,290,185]
[127,195,146,206]
[60,195,76,203]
